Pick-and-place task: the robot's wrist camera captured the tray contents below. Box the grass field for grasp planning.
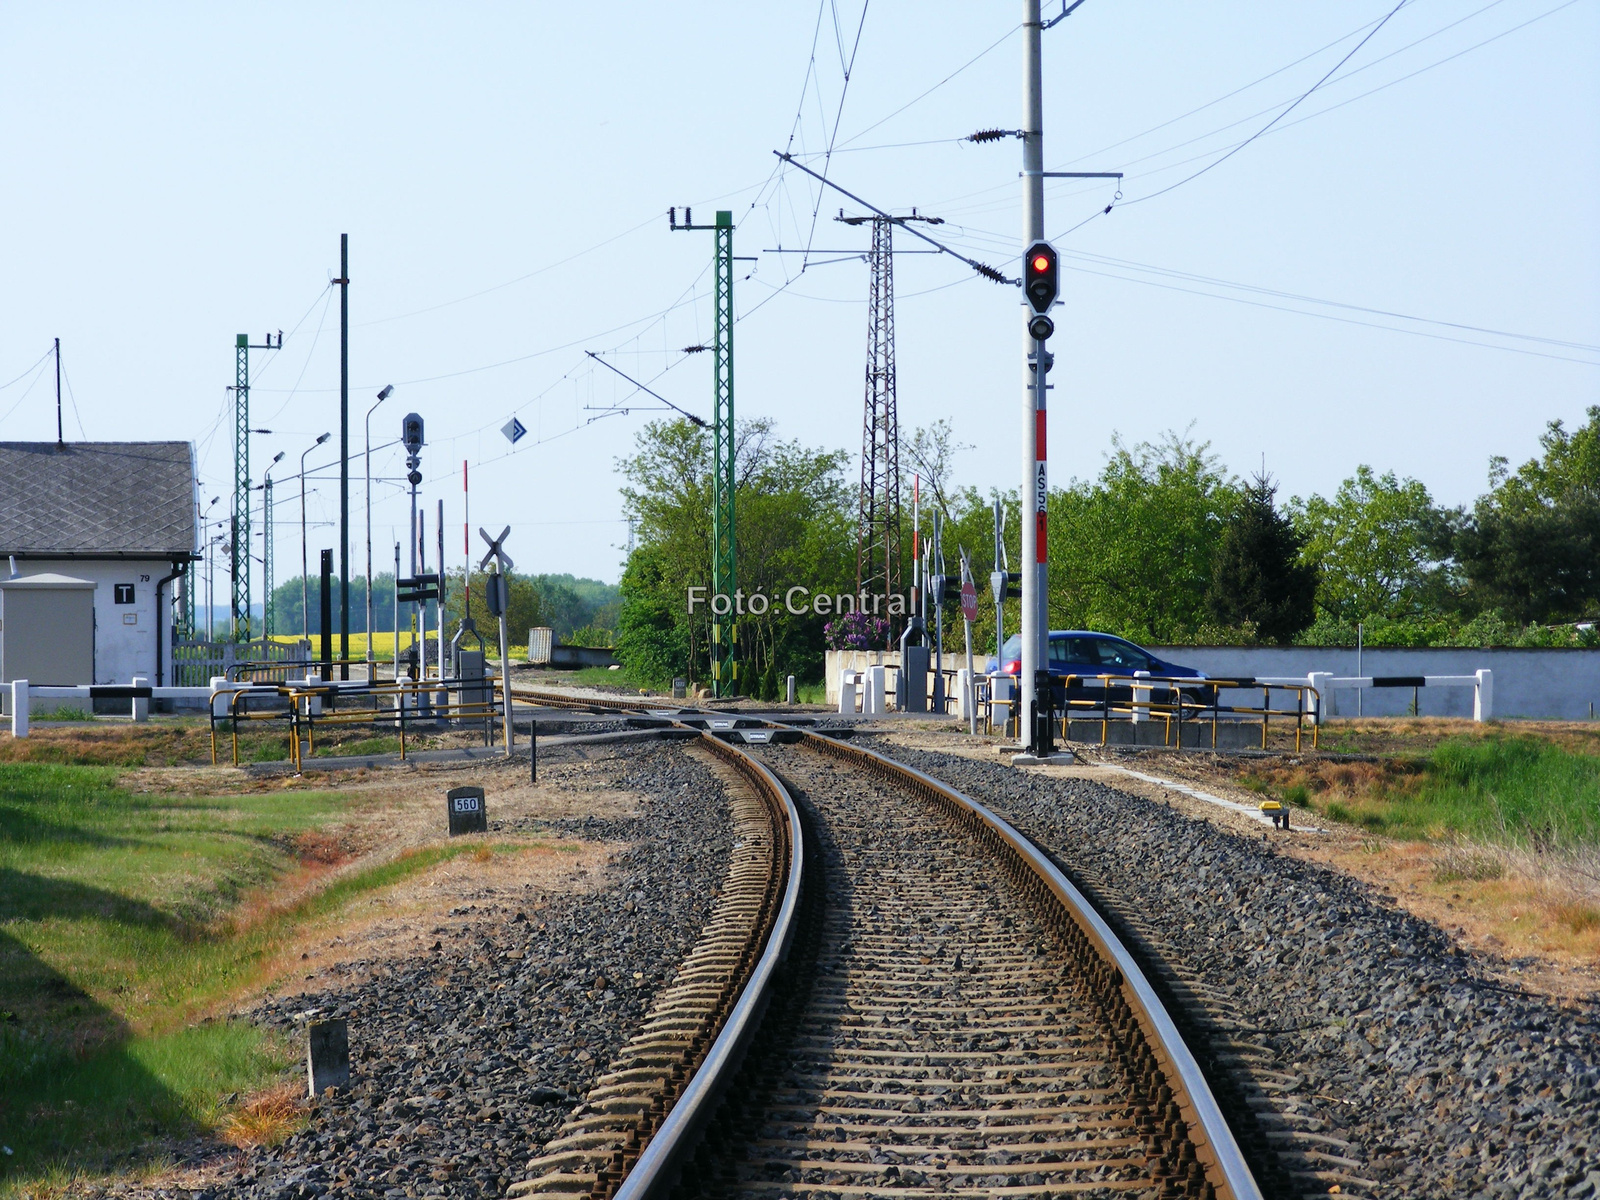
[0,718,412,768]
[0,761,477,1186]
[1248,731,1600,848]
[266,633,528,662]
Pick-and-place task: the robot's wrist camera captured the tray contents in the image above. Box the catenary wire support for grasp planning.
[670,208,739,696]
[230,330,281,642]
[774,153,1018,286]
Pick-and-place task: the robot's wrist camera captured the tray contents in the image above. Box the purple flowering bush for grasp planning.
[824,610,887,650]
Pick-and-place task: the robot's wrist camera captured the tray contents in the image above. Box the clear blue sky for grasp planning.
[2,2,1595,588]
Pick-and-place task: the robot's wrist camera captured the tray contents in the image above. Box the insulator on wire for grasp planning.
[682,344,708,355]
[973,262,1008,284]
[967,128,1019,144]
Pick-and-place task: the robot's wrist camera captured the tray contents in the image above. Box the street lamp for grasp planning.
[366,385,394,676]
[262,452,285,640]
[300,433,331,641]
[197,495,219,640]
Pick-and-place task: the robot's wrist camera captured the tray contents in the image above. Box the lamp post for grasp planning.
[206,531,224,641]
[366,385,394,677]
[198,496,218,639]
[300,433,331,641]
[262,452,284,641]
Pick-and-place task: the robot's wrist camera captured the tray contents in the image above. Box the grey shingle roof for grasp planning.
[0,442,196,557]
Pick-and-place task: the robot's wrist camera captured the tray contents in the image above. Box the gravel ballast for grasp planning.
[869,738,1600,1200]
[232,740,733,1200]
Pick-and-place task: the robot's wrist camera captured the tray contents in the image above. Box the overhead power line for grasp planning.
[1123,0,1416,206]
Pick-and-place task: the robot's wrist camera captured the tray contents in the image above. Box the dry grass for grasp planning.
[218,1081,307,1148]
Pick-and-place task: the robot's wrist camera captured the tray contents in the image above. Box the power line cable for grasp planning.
[797,1,871,272]
[0,346,55,393]
[1065,260,1600,366]
[1063,249,1600,353]
[0,354,54,426]
[833,23,1020,150]
[1121,0,1412,205]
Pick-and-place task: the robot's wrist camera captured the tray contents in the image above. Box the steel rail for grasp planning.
[607,734,805,1200]
[787,726,1264,1200]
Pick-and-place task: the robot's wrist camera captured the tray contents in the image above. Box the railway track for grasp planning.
[512,717,1259,1200]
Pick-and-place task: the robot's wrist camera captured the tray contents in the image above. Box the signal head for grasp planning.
[401,412,425,453]
[1028,313,1055,342]
[1022,240,1059,316]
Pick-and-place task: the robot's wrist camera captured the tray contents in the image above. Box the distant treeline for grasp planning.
[260,571,619,641]
[614,407,1600,691]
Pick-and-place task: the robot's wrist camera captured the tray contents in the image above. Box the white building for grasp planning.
[0,441,196,686]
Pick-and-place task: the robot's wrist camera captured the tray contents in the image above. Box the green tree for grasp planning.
[1206,474,1318,642]
[442,570,542,645]
[1291,466,1450,623]
[1453,407,1600,623]
[615,417,854,690]
[1047,430,1239,643]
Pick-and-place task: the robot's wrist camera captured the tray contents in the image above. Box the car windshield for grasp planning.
[1001,634,1021,660]
[1095,639,1153,670]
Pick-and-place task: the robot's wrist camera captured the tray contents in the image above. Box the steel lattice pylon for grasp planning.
[856,216,902,643]
[670,206,738,695]
[232,335,251,641]
[710,211,737,694]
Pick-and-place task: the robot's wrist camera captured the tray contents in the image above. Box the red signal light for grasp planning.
[1030,254,1050,273]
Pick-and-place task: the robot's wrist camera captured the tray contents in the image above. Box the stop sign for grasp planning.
[959,580,979,623]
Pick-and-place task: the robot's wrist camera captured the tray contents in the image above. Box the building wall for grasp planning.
[1148,645,1600,721]
[11,559,178,684]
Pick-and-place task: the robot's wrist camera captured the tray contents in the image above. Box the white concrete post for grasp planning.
[1308,672,1334,724]
[209,676,238,719]
[837,670,858,715]
[785,674,797,705]
[131,676,149,722]
[989,672,1013,734]
[11,680,28,738]
[1131,670,1151,724]
[955,668,973,719]
[1474,669,1494,722]
[864,665,886,716]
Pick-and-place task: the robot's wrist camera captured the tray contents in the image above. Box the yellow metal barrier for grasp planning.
[973,674,1320,752]
[209,677,504,769]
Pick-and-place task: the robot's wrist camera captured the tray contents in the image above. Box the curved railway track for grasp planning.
[509,706,1260,1200]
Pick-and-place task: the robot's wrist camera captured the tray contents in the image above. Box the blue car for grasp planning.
[989,630,1208,706]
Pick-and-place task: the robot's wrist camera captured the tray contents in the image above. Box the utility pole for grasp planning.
[54,338,63,448]
[263,475,274,638]
[335,235,351,680]
[1019,0,1047,753]
[670,207,739,696]
[232,330,281,643]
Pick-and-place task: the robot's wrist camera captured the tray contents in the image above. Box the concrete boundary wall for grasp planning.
[1149,646,1600,721]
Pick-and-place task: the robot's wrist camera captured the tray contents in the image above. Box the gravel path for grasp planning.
[865,738,1600,1200]
[232,740,733,1200]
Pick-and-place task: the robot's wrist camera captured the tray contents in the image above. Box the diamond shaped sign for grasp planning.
[501,417,527,445]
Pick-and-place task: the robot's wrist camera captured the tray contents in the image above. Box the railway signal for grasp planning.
[1023,240,1058,341]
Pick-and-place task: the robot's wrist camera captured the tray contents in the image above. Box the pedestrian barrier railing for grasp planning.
[7,678,218,735]
[207,675,504,769]
[978,673,1322,753]
[1287,669,1493,721]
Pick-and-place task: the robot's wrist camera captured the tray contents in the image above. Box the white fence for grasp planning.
[1151,646,1592,720]
[171,639,312,687]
